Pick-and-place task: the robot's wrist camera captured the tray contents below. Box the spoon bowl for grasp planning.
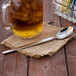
[56,26,73,39]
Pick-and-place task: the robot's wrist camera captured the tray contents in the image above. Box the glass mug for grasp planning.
[2,0,43,39]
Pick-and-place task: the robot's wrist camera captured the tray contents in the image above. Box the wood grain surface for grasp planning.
[0,0,27,76]
[60,18,76,76]
[0,0,76,76]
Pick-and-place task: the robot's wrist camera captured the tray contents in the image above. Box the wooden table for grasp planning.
[0,0,76,76]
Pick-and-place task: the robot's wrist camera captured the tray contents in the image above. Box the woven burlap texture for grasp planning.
[1,22,75,58]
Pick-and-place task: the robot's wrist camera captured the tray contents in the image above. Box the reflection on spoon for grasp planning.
[2,26,74,55]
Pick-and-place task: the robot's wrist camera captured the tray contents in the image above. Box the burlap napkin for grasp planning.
[1,22,76,58]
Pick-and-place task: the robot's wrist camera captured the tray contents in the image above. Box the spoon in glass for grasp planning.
[2,26,74,55]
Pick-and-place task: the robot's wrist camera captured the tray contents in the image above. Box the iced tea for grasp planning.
[9,0,43,38]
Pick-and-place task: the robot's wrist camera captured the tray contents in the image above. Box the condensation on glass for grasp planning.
[2,0,43,39]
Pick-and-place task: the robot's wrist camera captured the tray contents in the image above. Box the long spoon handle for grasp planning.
[2,37,56,55]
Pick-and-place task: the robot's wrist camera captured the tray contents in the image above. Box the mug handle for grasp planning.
[2,0,11,30]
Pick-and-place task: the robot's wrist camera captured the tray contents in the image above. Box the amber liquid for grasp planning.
[9,0,43,38]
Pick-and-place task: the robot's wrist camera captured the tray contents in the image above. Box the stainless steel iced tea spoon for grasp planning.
[2,26,74,55]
